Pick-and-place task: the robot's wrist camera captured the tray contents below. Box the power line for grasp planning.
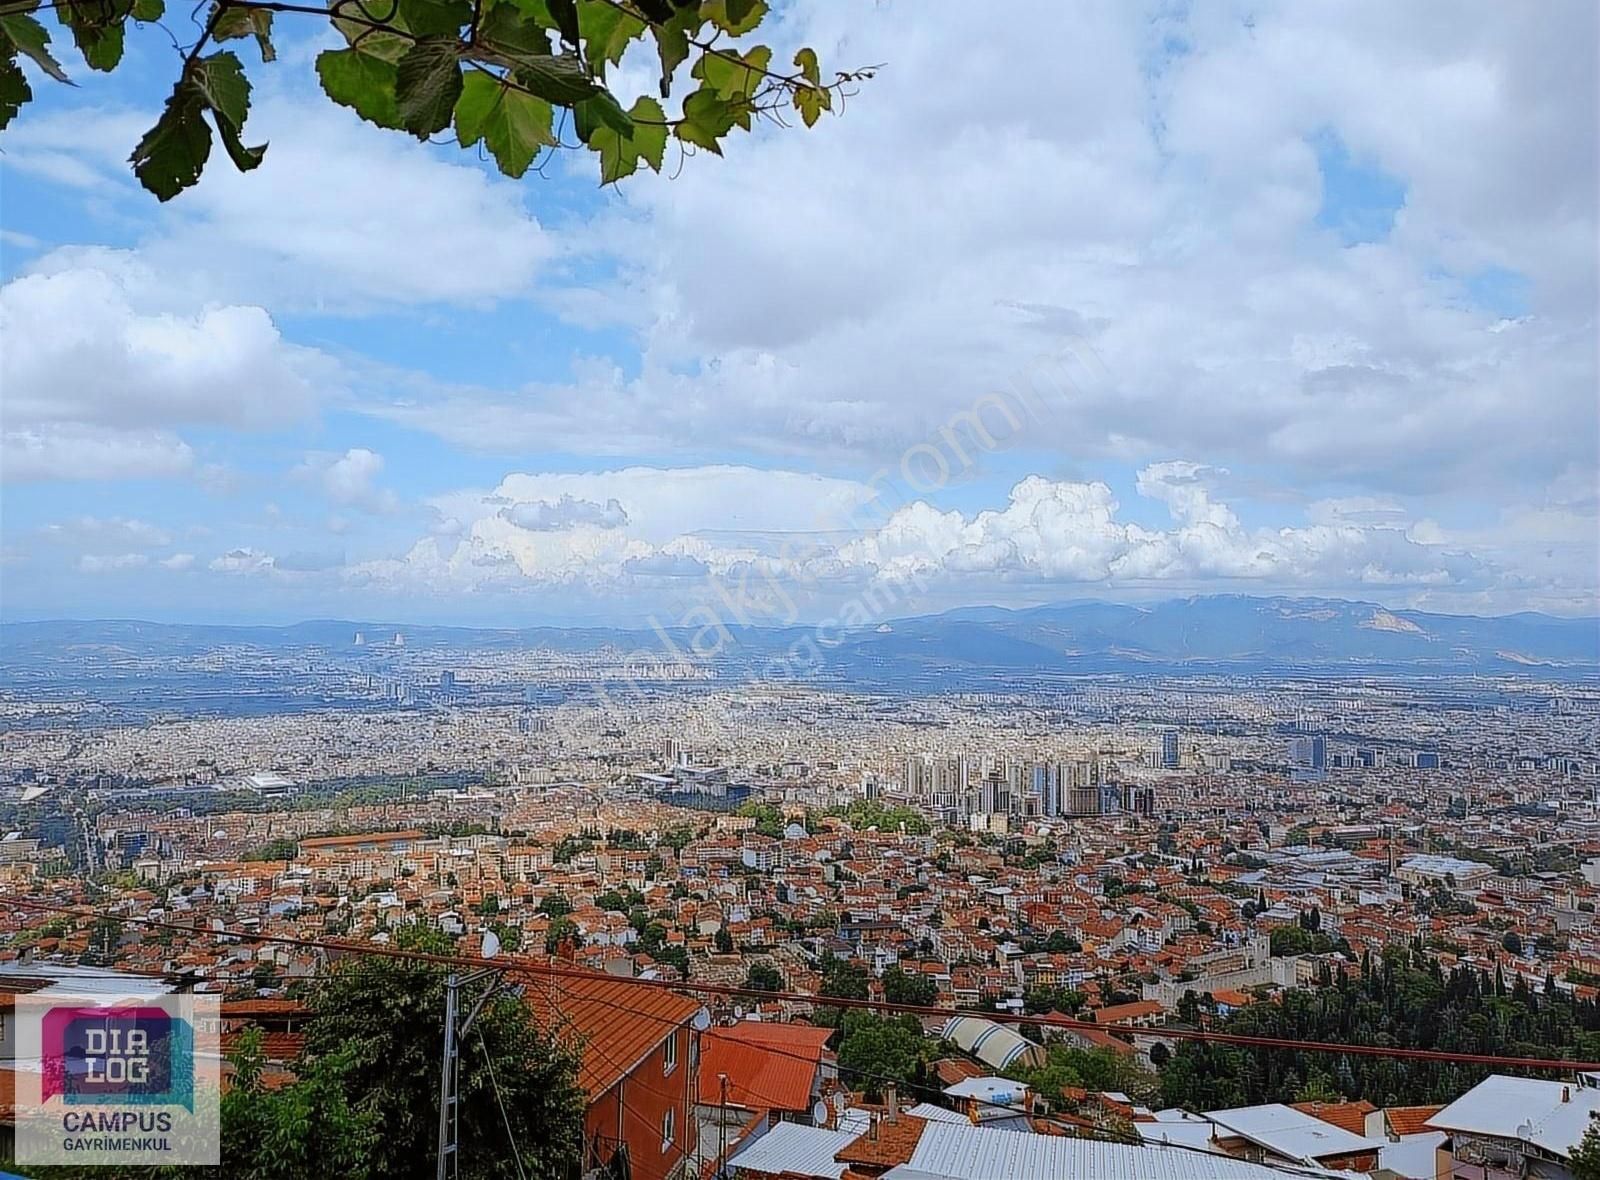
[4,893,1597,1073]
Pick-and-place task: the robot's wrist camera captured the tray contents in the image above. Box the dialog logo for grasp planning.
[16,991,220,1166]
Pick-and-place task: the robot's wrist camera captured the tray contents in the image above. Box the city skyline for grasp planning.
[2,0,1596,625]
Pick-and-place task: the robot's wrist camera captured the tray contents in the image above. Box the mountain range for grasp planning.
[3,596,1596,680]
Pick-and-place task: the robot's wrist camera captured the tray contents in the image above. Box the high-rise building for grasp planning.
[1288,734,1327,769]
[1161,729,1180,770]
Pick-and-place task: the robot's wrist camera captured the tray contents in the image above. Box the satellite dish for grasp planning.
[693,1006,711,1032]
[832,1092,848,1115]
[482,930,501,960]
[812,1100,829,1126]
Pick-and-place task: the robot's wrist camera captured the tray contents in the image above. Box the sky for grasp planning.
[1,0,1597,627]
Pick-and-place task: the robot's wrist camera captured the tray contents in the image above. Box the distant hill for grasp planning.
[2,595,1596,679]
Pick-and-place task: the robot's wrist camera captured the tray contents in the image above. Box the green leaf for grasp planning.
[590,92,664,182]
[545,0,577,46]
[394,36,462,137]
[793,79,829,127]
[576,0,642,78]
[651,3,700,96]
[192,49,251,129]
[213,4,274,62]
[510,51,598,104]
[675,86,734,154]
[476,0,550,58]
[703,0,763,35]
[692,44,768,101]
[0,53,31,132]
[793,46,819,87]
[316,46,402,128]
[572,87,627,142]
[0,13,68,82]
[59,0,131,71]
[130,0,163,20]
[453,69,553,177]
[130,76,211,200]
[396,0,470,37]
[329,0,411,61]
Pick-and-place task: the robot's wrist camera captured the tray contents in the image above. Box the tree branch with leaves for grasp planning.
[0,0,873,199]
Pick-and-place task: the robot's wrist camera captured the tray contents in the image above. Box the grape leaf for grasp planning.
[577,0,642,78]
[675,86,735,154]
[590,93,664,182]
[454,69,553,177]
[546,0,577,46]
[0,13,69,82]
[395,36,463,137]
[59,0,131,71]
[693,44,768,101]
[130,0,163,21]
[130,76,211,200]
[0,53,31,132]
[396,0,470,37]
[793,80,829,127]
[316,46,402,128]
[703,0,764,36]
[213,5,274,62]
[793,46,819,86]
[510,51,599,104]
[477,0,551,58]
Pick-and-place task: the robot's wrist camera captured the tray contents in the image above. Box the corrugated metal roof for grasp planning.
[725,1121,856,1178]
[906,1121,1334,1180]
[1205,1104,1383,1162]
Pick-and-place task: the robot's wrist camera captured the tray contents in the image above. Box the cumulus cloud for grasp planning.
[210,547,276,575]
[499,496,629,531]
[348,461,1499,607]
[294,448,399,513]
[161,553,197,571]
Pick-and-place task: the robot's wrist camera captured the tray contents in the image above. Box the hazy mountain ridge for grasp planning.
[3,596,1596,677]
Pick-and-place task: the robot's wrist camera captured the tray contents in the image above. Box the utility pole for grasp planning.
[436,972,461,1180]
[437,932,506,1180]
[716,1073,730,1180]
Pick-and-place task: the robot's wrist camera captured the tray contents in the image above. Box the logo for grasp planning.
[16,991,220,1166]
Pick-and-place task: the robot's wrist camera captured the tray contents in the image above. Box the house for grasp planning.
[1205,1103,1384,1172]
[527,969,704,1180]
[1426,1075,1600,1180]
[698,1020,837,1121]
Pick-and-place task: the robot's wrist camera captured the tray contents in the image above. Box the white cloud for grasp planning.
[8,98,551,310]
[77,553,150,574]
[350,461,1501,606]
[366,0,1594,503]
[161,553,196,571]
[294,447,399,513]
[42,516,173,550]
[210,547,276,575]
[2,425,196,483]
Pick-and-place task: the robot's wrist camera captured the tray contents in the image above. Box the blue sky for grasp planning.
[2,0,1595,626]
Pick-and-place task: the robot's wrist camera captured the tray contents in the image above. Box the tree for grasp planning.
[3,0,873,201]
[881,965,936,1008]
[537,892,573,918]
[545,915,578,955]
[1572,1124,1600,1180]
[302,925,585,1179]
[743,962,782,992]
[220,1026,379,1178]
[1502,931,1523,956]
[836,1012,924,1101]
[714,926,734,954]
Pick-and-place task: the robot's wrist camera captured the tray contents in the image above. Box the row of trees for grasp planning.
[1159,946,1600,1110]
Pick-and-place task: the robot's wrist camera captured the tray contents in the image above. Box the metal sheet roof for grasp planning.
[1428,1074,1600,1156]
[1205,1104,1384,1162]
[907,1121,1341,1180]
[726,1122,857,1179]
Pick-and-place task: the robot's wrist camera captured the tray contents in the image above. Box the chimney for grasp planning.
[1564,1086,1572,1103]
[868,1113,880,1142]
[886,1084,898,1124]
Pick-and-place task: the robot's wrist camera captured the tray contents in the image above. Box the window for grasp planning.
[663,1032,678,1075]
[661,1108,675,1151]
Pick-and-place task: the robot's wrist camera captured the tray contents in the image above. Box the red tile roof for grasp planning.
[697,1023,834,1113]
[1389,1105,1445,1136]
[522,966,701,1096]
[1293,1100,1376,1136]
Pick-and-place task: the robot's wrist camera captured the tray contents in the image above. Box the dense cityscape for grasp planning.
[2,607,1598,1179]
